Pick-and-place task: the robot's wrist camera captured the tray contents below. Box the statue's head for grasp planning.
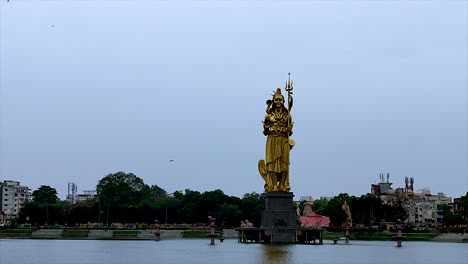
[273,88,284,108]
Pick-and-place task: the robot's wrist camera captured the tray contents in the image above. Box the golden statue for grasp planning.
[258,74,295,192]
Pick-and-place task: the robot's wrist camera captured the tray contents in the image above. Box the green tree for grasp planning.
[178,189,202,222]
[439,203,465,227]
[312,197,328,213]
[150,184,167,200]
[324,194,349,227]
[20,185,61,225]
[351,194,382,227]
[219,203,242,227]
[199,189,229,217]
[65,203,97,226]
[19,200,68,226]
[96,171,153,223]
[96,171,152,208]
[239,192,265,226]
[31,185,59,204]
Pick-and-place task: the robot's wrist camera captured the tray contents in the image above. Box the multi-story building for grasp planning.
[406,191,451,227]
[66,182,96,204]
[76,190,96,202]
[0,180,31,225]
[370,174,451,227]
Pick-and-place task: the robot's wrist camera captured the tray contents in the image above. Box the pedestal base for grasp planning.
[261,192,297,243]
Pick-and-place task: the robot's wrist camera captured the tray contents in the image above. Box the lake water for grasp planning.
[0,239,467,264]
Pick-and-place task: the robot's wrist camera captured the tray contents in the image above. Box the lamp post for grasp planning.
[164,192,175,226]
[45,205,49,226]
[106,205,109,227]
[98,202,101,227]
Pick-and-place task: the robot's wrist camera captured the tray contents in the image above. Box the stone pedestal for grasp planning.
[261,192,297,243]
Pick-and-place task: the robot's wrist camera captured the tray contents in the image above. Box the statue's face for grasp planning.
[273,95,284,108]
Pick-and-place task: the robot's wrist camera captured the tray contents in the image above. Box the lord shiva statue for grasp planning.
[258,74,295,192]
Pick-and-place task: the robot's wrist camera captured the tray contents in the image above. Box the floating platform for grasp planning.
[236,227,323,245]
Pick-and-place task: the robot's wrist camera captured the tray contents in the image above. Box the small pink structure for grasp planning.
[208,217,217,245]
[395,225,404,247]
[299,212,330,228]
[154,220,161,241]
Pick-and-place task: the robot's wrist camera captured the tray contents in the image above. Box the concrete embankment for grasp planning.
[0,228,239,240]
[1,229,466,242]
[31,229,63,239]
[432,233,468,243]
[88,230,113,239]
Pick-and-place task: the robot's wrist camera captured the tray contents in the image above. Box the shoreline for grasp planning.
[1,229,467,243]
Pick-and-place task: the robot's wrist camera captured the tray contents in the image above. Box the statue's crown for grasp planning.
[273,88,283,98]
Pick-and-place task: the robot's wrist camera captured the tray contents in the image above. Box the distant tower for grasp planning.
[67,182,77,204]
[409,177,414,194]
[372,173,393,196]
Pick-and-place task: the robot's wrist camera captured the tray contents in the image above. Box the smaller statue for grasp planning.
[302,201,314,216]
[240,220,246,227]
[244,219,253,228]
[342,201,352,226]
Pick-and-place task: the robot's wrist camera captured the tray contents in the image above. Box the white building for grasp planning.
[370,174,452,227]
[0,180,31,225]
[76,190,96,202]
[406,191,451,227]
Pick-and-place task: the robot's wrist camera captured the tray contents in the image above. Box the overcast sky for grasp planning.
[1,0,467,200]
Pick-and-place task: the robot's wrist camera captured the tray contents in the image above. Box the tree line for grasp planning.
[18,172,265,228]
[15,171,468,229]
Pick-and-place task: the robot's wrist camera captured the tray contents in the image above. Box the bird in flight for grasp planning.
[168,159,175,162]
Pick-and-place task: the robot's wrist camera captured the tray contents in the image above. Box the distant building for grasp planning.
[76,190,96,202]
[299,196,313,202]
[371,173,401,205]
[371,173,393,196]
[370,174,451,227]
[0,180,31,225]
[65,182,96,204]
[66,182,78,204]
[404,176,415,197]
[406,191,451,227]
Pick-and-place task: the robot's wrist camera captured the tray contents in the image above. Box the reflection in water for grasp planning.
[260,244,293,264]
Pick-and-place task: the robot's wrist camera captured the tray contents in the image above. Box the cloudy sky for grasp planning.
[1,0,467,200]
